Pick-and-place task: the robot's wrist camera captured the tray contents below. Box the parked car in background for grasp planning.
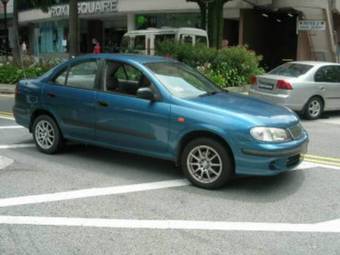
[121,27,209,55]
[249,61,340,120]
[14,54,308,189]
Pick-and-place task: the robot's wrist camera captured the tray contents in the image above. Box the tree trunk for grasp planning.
[68,0,79,57]
[12,0,21,65]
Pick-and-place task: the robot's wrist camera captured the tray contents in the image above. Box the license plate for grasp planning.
[258,83,274,90]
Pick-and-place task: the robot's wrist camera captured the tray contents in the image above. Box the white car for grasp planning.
[249,61,340,120]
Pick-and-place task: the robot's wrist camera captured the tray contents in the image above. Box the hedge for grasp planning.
[156,42,264,88]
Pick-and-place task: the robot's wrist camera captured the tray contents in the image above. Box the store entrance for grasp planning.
[241,9,298,70]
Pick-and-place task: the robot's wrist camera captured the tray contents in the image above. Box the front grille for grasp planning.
[288,123,303,140]
[287,154,301,167]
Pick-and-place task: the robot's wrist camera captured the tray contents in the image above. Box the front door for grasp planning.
[95,60,171,158]
[42,59,99,140]
[314,65,340,110]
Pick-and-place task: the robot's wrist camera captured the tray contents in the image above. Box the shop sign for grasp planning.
[297,20,326,31]
[51,0,118,17]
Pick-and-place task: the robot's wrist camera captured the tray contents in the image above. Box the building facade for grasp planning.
[4,0,340,68]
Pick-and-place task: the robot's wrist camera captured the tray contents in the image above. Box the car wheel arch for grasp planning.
[304,95,325,111]
[176,130,235,169]
[30,109,62,135]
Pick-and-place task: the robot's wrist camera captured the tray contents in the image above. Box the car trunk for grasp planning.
[253,74,295,95]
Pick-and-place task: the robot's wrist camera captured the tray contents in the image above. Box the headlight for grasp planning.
[250,127,291,142]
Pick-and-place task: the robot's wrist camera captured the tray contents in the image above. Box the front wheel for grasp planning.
[304,97,323,120]
[181,138,234,189]
[32,115,63,154]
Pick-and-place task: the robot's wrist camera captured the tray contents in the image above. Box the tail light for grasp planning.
[15,83,20,96]
[250,75,257,85]
[277,80,293,90]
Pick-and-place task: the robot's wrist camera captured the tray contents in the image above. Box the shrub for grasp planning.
[0,64,51,84]
[156,42,264,88]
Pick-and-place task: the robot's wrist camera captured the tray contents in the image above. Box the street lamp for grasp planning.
[1,0,9,55]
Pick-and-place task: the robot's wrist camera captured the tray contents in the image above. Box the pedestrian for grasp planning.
[21,41,27,55]
[92,38,101,54]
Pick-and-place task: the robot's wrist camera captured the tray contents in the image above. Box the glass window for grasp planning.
[145,62,221,98]
[106,63,150,96]
[155,34,176,45]
[134,36,146,50]
[52,69,68,85]
[180,35,193,45]
[269,63,313,77]
[315,66,340,83]
[196,36,208,46]
[66,61,98,89]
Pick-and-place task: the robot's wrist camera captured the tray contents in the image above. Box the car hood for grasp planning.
[186,92,299,127]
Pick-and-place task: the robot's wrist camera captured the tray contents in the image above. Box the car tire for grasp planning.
[181,138,234,189]
[304,97,323,120]
[32,115,63,154]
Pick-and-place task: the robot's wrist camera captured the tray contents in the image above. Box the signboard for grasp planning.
[0,0,14,15]
[297,20,326,31]
[51,0,118,17]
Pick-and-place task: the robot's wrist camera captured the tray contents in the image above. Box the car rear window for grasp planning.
[269,63,313,77]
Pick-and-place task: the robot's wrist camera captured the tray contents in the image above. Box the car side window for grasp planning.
[66,61,98,90]
[52,68,68,86]
[315,66,340,83]
[105,61,152,96]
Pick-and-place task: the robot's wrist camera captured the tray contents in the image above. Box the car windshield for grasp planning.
[269,63,313,77]
[145,62,222,98]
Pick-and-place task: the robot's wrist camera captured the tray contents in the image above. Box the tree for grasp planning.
[68,0,79,57]
[187,0,231,48]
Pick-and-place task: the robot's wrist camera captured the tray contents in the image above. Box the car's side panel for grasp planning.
[13,80,43,128]
[41,83,97,140]
[95,91,172,159]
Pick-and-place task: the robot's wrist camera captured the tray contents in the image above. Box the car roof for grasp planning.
[75,54,174,64]
[289,61,340,67]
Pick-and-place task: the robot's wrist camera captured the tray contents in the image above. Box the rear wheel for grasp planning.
[32,115,63,154]
[304,97,323,120]
[181,138,233,189]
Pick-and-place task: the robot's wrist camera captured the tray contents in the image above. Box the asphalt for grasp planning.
[0,95,340,255]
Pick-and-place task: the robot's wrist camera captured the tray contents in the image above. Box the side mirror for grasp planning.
[136,87,155,101]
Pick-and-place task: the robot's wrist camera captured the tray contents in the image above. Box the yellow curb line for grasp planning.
[305,154,340,164]
[304,158,340,168]
[0,112,13,117]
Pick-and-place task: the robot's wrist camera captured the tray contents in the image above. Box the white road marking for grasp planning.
[0,179,190,208]
[0,115,14,121]
[0,125,24,129]
[0,156,14,170]
[0,216,339,233]
[0,144,35,150]
[319,118,340,126]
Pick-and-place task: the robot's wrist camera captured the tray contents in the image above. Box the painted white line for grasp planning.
[0,179,190,208]
[0,125,24,129]
[0,156,14,170]
[0,216,339,233]
[0,115,14,121]
[0,144,35,150]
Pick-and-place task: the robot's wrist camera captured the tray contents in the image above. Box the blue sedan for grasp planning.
[13,54,309,189]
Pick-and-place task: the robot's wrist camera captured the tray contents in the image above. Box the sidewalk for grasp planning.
[0,84,15,94]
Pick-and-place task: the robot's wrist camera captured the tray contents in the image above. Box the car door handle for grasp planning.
[47,92,56,98]
[97,101,109,107]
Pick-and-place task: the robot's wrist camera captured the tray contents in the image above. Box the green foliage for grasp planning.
[0,64,51,84]
[156,42,264,88]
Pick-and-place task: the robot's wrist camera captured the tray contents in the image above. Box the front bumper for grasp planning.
[234,137,309,176]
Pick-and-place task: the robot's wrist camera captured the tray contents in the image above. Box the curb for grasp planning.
[0,84,15,95]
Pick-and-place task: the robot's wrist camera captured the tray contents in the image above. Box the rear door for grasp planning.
[43,59,99,140]
[314,65,340,110]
